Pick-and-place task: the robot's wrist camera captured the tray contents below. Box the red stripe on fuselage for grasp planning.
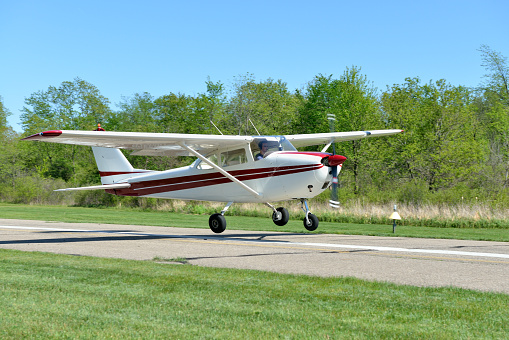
[99,171,151,177]
[108,164,323,196]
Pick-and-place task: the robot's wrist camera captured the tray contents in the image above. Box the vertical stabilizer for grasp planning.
[92,147,149,184]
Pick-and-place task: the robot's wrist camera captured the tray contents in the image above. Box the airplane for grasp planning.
[22,127,403,233]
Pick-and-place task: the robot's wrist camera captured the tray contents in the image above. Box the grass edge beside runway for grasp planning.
[0,203,508,241]
[0,248,508,339]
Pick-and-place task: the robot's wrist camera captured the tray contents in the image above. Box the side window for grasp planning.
[221,148,247,167]
[196,154,218,169]
[196,148,248,169]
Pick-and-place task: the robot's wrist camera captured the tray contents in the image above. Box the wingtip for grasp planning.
[22,130,62,140]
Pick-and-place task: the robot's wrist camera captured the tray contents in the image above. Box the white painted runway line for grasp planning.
[2,225,509,260]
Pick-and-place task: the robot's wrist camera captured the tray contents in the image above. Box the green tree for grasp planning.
[20,78,111,184]
[0,97,19,188]
[478,44,509,103]
[296,68,381,193]
[154,93,208,134]
[0,95,10,134]
[227,76,297,135]
[476,45,509,188]
[21,78,111,133]
[381,78,485,192]
[203,77,227,125]
[114,92,158,132]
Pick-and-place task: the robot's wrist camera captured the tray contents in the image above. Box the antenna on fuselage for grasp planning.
[249,118,261,136]
[210,121,223,135]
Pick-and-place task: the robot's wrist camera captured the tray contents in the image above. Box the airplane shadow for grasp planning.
[0,230,309,246]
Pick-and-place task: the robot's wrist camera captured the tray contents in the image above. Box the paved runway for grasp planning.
[1,219,508,294]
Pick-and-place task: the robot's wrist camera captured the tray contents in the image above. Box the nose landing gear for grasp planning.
[301,199,319,231]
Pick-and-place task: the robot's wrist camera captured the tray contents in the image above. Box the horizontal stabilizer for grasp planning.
[54,183,131,192]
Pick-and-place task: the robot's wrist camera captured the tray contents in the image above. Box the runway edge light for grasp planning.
[390,205,401,233]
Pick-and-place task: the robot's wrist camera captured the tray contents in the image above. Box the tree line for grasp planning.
[0,45,507,207]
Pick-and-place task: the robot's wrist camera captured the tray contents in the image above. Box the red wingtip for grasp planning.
[22,130,62,140]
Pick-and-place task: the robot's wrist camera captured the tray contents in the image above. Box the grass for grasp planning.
[0,248,508,339]
[1,203,508,241]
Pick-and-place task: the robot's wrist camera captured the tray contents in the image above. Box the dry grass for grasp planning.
[324,201,509,221]
[151,199,509,222]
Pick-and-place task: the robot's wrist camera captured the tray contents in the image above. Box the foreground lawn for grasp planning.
[1,203,508,241]
[0,249,507,339]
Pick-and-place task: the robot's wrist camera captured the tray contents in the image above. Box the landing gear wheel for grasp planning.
[303,213,319,231]
[209,213,226,233]
[272,207,289,226]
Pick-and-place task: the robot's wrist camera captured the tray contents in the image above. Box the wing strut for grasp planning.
[178,142,261,199]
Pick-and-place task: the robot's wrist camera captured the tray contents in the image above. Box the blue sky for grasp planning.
[1,0,508,132]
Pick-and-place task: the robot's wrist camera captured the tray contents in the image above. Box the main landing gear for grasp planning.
[208,202,232,233]
[269,204,290,226]
[208,200,319,233]
[209,213,227,233]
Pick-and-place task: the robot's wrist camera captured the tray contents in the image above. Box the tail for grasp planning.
[92,147,151,184]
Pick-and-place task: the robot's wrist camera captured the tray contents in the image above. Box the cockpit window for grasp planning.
[251,136,296,159]
[195,137,297,168]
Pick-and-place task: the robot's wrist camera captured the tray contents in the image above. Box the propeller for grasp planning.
[326,113,345,208]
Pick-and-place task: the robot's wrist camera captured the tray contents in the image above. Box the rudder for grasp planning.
[92,147,149,184]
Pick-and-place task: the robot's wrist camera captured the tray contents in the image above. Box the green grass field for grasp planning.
[1,203,508,338]
[1,203,508,241]
[1,249,508,339]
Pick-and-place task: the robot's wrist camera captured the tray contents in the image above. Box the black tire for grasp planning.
[209,213,227,233]
[303,213,319,231]
[272,207,289,226]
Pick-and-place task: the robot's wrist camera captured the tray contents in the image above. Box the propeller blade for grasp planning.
[327,113,340,208]
[329,166,339,208]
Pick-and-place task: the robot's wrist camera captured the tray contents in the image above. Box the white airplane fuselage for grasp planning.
[105,151,338,203]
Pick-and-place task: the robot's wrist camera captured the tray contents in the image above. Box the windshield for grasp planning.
[251,136,297,154]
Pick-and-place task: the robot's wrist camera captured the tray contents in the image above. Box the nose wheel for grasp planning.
[301,199,319,231]
[303,213,319,231]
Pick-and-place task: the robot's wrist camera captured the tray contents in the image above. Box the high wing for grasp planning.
[284,129,404,148]
[22,129,403,155]
[22,130,254,156]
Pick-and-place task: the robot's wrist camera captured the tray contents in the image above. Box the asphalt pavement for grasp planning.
[0,218,508,294]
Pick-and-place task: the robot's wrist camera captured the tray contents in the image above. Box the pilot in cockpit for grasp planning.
[255,141,269,160]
